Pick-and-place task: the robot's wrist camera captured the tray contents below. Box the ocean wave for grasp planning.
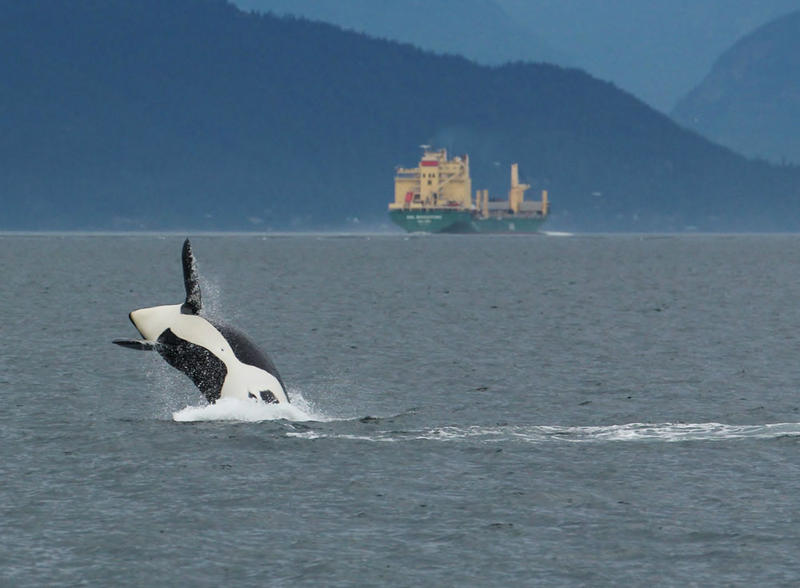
[285,422,800,443]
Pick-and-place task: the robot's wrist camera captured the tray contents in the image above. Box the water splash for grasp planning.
[172,389,332,423]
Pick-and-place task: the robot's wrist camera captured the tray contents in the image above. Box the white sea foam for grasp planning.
[172,390,331,423]
[521,422,800,443]
[285,422,800,443]
[542,230,573,237]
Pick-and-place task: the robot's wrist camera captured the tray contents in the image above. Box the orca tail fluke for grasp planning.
[181,238,202,315]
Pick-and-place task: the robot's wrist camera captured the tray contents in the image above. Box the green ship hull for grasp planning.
[389,209,546,234]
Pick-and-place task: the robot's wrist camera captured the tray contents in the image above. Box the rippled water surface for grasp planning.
[2,233,800,586]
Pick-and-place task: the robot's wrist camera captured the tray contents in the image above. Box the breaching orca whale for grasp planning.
[113,239,288,404]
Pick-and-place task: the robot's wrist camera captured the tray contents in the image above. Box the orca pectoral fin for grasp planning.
[112,339,163,351]
[181,238,202,315]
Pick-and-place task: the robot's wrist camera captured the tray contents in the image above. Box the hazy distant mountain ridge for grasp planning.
[232,0,567,66]
[235,0,799,111]
[673,10,800,164]
[1,0,799,231]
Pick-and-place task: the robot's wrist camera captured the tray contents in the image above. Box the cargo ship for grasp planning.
[388,146,548,233]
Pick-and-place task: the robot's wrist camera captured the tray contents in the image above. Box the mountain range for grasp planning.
[673,10,800,165]
[233,0,799,112]
[1,0,799,232]
[233,0,567,68]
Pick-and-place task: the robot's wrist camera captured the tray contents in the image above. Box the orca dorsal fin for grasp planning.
[181,238,202,314]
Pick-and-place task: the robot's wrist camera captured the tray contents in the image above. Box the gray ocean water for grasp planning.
[2,233,800,586]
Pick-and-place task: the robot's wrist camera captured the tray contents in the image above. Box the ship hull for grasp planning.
[388,209,474,233]
[389,209,546,234]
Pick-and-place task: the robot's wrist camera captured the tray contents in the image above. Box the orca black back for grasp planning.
[212,321,286,392]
